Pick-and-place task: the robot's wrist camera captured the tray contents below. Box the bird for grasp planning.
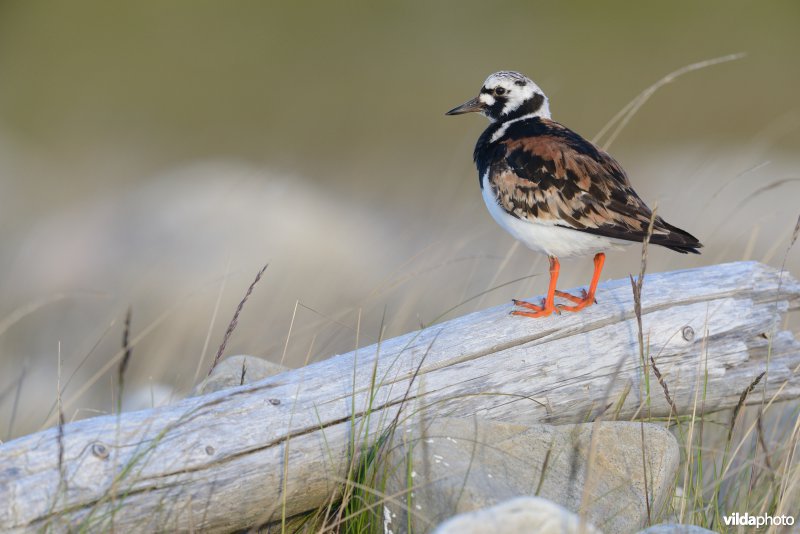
[446,71,701,318]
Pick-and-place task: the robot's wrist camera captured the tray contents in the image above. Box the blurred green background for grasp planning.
[1,1,799,438]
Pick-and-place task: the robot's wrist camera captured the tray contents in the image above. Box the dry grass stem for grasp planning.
[629,207,658,526]
[733,177,800,211]
[649,356,678,418]
[56,342,66,494]
[208,263,268,377]
[756,413,773,472]
[5,363,27,441]
[728,371,766,442]
[0,291,109,339]
[193,265,230,386]
[239,360,247,386]
[116,306,133,413]
[593,52,746,149]
[789,214,800,249]
[279,299,300,368]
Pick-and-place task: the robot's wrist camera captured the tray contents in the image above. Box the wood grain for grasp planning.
[1,261,798,532]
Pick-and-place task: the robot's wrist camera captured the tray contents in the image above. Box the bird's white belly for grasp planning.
[481,173,628,258]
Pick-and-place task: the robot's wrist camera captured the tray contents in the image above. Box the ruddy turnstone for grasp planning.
[446,71,701,318]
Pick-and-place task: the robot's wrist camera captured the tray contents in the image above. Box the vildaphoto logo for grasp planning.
[722,512,795,528]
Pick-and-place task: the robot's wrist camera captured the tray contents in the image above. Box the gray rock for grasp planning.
[433,496,602,534]
[385,417,679,534]
[193,354,287,395]
[637,525,718,534]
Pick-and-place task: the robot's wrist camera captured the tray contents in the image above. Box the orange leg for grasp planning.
[511,256,560,319]
[556,253,605,313]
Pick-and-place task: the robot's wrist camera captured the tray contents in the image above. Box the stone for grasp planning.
[384,417,679,534]
[433,496,602,534]
[192,354,287,395]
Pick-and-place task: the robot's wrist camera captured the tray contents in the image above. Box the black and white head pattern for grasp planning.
[478,71,551,123]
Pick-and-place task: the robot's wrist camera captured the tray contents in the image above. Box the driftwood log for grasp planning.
[1,261,799,532]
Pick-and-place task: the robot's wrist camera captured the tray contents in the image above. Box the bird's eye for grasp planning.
[494,87,506,96]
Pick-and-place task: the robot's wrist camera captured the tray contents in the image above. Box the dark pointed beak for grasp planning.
[445,96,484,116]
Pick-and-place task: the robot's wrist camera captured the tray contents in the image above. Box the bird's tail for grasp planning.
[651,217,703,254]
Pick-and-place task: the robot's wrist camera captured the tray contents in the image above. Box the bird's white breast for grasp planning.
[481,172,628,258]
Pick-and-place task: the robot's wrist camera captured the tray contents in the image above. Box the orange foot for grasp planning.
[510,252,606,320]
[555,252,605,313]
[510,255,561,319]
[554,288,588,304]
[511,298,559,318]
[556,292,597,312]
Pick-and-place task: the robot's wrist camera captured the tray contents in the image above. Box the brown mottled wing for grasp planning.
[489,120,701,253]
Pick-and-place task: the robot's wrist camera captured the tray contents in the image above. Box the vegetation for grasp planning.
[0,52,797,534]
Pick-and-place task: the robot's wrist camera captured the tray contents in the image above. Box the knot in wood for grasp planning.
[91,442,109,459]
[682,325,695,342]
[205,445,215,455]
[269,398,281,406]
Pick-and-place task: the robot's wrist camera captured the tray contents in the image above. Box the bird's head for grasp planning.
[446,71,550,123]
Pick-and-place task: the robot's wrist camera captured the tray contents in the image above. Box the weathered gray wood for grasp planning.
[1,261,798,532]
